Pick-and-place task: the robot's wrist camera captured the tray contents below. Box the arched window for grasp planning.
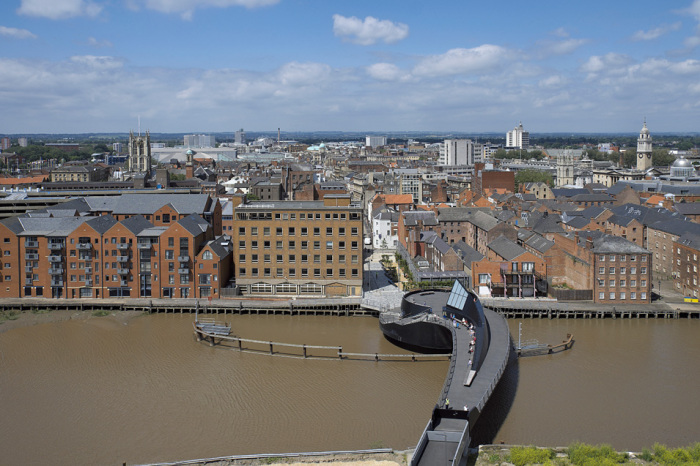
[202,250,213,260]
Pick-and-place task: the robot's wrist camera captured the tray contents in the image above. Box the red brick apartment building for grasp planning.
[232,195,363,297]
[549,231,652,304]
[0,213,231,299]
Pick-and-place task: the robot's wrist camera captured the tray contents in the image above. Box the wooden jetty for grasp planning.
[517,333,574,357]
[192,323,451,361]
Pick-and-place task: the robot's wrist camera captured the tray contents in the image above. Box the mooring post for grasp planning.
[303,344,307,358]
[338,346,342,359]
[269,342,273,354]
[375,353,379,361]
[209,336,215,347]
[237,338,242,351]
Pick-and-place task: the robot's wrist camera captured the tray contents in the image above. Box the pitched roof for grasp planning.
[590,235,649,254]
[524,233,555,254]
[674,202,700,215]
[452,241,484,267]
[487,235,526,261]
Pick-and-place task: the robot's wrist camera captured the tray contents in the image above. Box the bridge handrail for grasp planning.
[436,320,459,406]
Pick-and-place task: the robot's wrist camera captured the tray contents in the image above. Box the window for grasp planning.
[641,292,647,300]
[313,241,320,250]
[339,227,345,236]
[641,267,647,274]
[263,227,270,236]
[631,255,636,261]
[301,268,308,277]
[620,279,626,287]
[198,274,211,285]
[289,254,296,263]
[609,280,615,287]
[599,255,605,261]
[251,268,258,277]
[351,241,358,250]
[264,254,271,263]
[301,254,308,263]
[239,240,246,249]
[599,267,605,274]
[301,227,308,236]
[289,241,296,249]
[351,268,359,277]
[264,241,271,249]
[631,280,636,287]
[630,267,636,274]
[620,267,626,274]
[251,240,258,249]
[620,292,626,300]
[339,241,346,249]
[276,268,283,276]
[326,241,333,249]
[351,255,359,264]
[301,241,308,249]
[251,227,258,235]
[351,227,358,236]
[641,255,647,262]
[276,241,283,249]
[252,254,259,263]
[276,227,283,236]
[326,227,333,235]
[202,251,212,260]
[326,268,333,277]
[289,268,296,277]
[609,267,615,274]
[609,292,615,300]
[620,255,626,261]
[326,254,333,263]
[339,269,346,278]
[239,268,246,276]
[313,255,321,263]
[522,262,534,272]
[609,255,615,262]
[276,254,283,262]
[314,268,321,277]
[313,227,320,236]
[165,250,174,260]
[239,227,245,235]
[641,279,647,287]
[339,255,346,263]
[631,292,636,299]
[288,227,295,236]
[597,279,604,286]
[479,274,490,284]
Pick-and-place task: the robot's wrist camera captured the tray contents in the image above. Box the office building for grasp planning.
[441,139,474,166]
[232,195,363,297]
[365,136,387,148]
[506,122,529,150]
[184,134,215,148]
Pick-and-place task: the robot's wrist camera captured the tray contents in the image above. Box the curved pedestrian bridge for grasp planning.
[379,281,511,466]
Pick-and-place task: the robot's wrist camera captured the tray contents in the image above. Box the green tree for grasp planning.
[514,169,553,190]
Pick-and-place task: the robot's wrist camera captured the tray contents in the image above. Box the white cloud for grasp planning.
[332,14,408,46]
[276,61,331,86]
[538,38,588,57]
[131,0,279,19]
[412,45,509,77]
[538,75,566,88]
[70,55,124,69]
[684,0,700,22]
[0,26,37,39]
[87,37,113,48]
[366,63,404,81]
[580,53,631,75]
[685,35,700,48]
[631,22,682,41]
[17,0,102,19]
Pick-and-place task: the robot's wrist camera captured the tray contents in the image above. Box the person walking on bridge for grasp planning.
[445,398,450,409]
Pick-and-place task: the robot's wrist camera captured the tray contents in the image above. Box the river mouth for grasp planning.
[0,313,447,466]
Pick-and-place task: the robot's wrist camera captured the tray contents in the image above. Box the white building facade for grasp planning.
[441,139,474,166]
[506,122,529,150]
[365,136,387,148]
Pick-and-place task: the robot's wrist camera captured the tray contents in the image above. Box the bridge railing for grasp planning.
[436,320,458,406]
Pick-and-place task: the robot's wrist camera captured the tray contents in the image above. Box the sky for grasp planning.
[1,0,700,134]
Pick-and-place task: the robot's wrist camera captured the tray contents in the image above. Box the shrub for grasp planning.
[509,446,555,466]
[568,442,627,465]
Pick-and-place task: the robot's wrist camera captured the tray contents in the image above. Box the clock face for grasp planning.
[646,154,651,158]
[638,154,643,159]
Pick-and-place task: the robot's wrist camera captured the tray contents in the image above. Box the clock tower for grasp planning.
[636,119,652,171]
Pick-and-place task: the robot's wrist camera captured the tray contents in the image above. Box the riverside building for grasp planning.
[232,195,363,297]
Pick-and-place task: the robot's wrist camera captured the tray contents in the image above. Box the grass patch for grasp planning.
[92,310,110,317]
[567,442,628,465]
[0,310,21,322]
[31,308,49,314]
[368,440,384,449]
[509,446,555,466]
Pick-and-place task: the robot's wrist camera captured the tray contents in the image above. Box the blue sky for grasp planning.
[1,0,699,134]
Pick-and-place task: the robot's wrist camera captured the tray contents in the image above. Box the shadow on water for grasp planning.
[470,337,520,446]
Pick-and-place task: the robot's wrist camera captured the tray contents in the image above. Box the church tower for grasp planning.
[636,119,653,171]
[128,130,152,177]
[556,151,575,187]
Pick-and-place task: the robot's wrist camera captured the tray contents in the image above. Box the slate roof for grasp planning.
[563,216,591,229]
[524,233,555,254]
[452,241,484,267]
[590,235,649,254]
[551,187,589,198]
[647,218,700,237]
[677,232,700,251]
[86,214,119,234]
[532,214,564,234]
[609,203,683,226]
[178,214,211,236]
[203,235,233,258]
[487,235,527,261]
[468,210,499,231]
[673,203,700,216]
[403,210,438,226]
[110,194,212,215]
[427,234,452,255]
[119,215,154,235]
[579,205,607,219]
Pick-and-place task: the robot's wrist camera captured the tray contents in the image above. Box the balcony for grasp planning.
[49,243,63,251]
[178,268,189,274]
[117,256,129,263]
[25,253,39,261]
[117,243,130,250]
[24,240,39,248]
[85,267,92,274]
[120,281,129,287]
[76,243,92,250]
[48,255,62,263]
[137,242,151,250]
[49,268,64,275]
[51,281,64,287]
[25,266,33,273]
[178,255,190,262]
[139,270,151,276]
[117,268,129,275]
[85,280,93,286]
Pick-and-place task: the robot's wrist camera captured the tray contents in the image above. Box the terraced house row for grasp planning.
[0,194,231,299]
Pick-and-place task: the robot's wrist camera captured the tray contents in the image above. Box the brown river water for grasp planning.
[0,313,699,465]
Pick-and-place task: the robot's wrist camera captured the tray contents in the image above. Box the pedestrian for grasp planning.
[463,405,469,412]
[445,398,450,409]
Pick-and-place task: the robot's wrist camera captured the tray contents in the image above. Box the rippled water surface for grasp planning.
[1,314,699,465]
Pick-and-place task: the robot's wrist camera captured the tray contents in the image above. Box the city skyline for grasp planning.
[1,0,699,133]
